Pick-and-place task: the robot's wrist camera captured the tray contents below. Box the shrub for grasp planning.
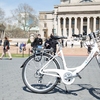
[27,38,31,44]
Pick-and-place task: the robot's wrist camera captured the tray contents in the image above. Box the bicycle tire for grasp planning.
[22,53,60,93]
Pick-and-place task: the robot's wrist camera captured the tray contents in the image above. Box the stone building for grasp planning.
[39,0,100,39]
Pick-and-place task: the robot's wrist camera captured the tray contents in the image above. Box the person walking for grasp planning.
[44,33,58,55]
[48,33,58,55]
[61,39,64,47]
[31,34,43,53]
[87,45,92,54]
[71,40,74,48]
[80,41,83,48]
[19,42,24,53]
[0,37,12,60]
[65,41,67,47]
[44,37,51,49]
[31,34,43,48]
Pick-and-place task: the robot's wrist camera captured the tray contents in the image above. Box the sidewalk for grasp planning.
[62,47,88,56]
[0,45,88,56]
[1,57,100,100]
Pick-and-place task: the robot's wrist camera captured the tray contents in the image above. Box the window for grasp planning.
[66,19,69,25]
[72,19,75,25]
[60,18,63,25]
[83,18,87,22]
[96,18,99,24]
[44,15,47,19]
[67,29,69,36]
[44,23,47,27]
[72,29,74,34]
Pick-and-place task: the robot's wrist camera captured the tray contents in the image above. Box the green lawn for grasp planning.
[0,53,31,58]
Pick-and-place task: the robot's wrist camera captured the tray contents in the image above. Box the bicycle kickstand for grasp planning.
[64,84,69,93]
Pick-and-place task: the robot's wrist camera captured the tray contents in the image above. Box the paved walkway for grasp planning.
[62,47,88,56]
[0,57,100,100]
[0,45,88,56]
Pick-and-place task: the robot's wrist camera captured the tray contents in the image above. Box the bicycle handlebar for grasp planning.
[88,30,100,40]
[72,30,100,41]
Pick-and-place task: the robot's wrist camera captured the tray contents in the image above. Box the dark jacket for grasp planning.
[49,38,58,54]
[44,39,51,49]
[31,37,43,48]
[44,36,58,54]
[3,40,10,50]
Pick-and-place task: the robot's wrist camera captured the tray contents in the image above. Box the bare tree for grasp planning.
[0,7,5,23]
[11,3,38,33]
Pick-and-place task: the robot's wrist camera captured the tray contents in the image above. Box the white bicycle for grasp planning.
[21,30,100,93]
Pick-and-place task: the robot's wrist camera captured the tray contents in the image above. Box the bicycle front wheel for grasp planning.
[22,53,60,93]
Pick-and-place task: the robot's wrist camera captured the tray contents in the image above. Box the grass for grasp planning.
[11,53,30,57]
[0,53,30,58]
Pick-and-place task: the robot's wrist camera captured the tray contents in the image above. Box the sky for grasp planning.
[0,0,60,17]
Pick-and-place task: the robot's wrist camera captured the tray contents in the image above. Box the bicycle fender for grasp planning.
[20,56,32,68]
[20,63,24,68]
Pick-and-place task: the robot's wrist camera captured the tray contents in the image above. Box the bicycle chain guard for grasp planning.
[62,71,75,85]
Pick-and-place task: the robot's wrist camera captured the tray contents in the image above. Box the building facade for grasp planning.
[39,0,100,39]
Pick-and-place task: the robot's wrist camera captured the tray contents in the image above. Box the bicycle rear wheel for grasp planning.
[22,53,60,93]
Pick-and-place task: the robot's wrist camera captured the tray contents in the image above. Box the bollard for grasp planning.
[22,48,24,57]
[29,48,30,56]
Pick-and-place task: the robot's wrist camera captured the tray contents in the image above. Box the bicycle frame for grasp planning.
[39,32,100,85]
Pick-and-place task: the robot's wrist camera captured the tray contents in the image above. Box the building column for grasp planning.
[74,17,77,34]
[57,17,61,36]
[54,14,57,35]
[99,17,100,30]
[69,17,72,38]
[93,16,96,32]
[87,17,90,34]
[63,17,66,36]
[80,17,83,34]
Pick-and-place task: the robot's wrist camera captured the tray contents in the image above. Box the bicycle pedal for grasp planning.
[76,73,82,79]
[45,58,49,61]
